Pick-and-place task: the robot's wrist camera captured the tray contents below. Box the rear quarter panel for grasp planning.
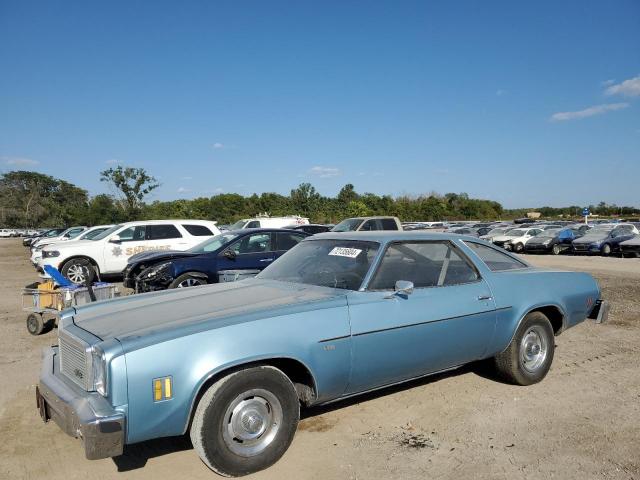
[482,268,600,356]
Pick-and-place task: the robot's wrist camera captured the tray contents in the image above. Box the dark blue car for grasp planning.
[122,228,309,292]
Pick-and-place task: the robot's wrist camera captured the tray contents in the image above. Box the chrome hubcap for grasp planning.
[222,389,282,457]
[177,278,204,288]
[520,326,548,373]
[66,264,86,283]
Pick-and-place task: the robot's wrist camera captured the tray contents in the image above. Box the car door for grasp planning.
[274,231,307,260]
[345,240,497,394]
[102,225,147,273]
[217,232,276,274]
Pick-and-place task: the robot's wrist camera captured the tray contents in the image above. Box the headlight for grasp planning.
[144,262,172,279]
[43,250,60,258]
[542,239,552,245]
[91,346,107,396]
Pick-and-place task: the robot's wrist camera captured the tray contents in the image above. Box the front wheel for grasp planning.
[513,243,524,253]
[169,273,208,289]
[600,243,611,256]
[190,366,300,477]
[551,244,561,255]
[61,258,96,284]
[493,311,555,385]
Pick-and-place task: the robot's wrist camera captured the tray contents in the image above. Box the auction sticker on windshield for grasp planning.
[329,247,362,258]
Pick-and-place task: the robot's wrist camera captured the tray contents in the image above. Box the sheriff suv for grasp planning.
[40,220,220,283]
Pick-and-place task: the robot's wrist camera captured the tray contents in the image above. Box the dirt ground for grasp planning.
[0,239,639,480]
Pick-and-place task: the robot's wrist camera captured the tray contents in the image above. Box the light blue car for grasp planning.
[36,232,609,476]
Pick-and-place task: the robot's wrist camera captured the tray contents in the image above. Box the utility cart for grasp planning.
[22,265,118,335]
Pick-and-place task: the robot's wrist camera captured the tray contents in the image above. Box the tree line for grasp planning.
[0,169,638,228]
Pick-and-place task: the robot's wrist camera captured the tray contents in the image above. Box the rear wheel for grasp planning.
[190,366,300,477]
[493,311,555,385]
[600,243,611,256]
[26,313,44,335]
[169,273,208,289]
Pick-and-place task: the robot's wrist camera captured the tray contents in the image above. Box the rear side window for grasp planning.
[182,224,214,236]
[360,220,379,231]
[276,232,306,250]
[380,218,399,230]
[368,241,479,290]
[147,224,182,240]
[465,242,528,271]
[246,221,261,228]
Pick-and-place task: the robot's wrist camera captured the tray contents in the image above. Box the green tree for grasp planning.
[100,166,160,220]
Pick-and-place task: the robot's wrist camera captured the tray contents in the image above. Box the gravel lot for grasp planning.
[0,239,638,480]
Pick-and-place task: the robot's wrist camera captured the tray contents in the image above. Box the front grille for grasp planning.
[573,244,589,251]
[59,332,91,390]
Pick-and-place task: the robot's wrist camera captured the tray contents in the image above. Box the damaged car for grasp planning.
[123,228,309,292]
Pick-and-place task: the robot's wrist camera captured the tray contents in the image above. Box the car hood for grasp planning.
[527,236,555,244]
[493,235,521,242]
[573,234,608,244]
[127,249,199,267]
[72,279,346,349]
[620,235,640,246]
[46,239,96,251]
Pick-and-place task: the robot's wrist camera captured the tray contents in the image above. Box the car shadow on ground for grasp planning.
[112,362,502,471]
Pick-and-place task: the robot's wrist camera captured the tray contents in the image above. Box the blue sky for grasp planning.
[1,0,639,208]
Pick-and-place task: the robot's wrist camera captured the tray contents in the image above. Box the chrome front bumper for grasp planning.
[37,347,125,460]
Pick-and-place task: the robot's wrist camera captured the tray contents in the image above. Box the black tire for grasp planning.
[513,243,524,253]
[61,258,96,284]
[493,311,555,386]
[551,244,561,255]
[190,366,300,477]
[169,273,208,289]
[600,243,611,256]
[26,313,44,335]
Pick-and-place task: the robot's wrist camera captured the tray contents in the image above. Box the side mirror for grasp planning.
[385,280,414,298]
[109,234,121,244]
[223,249,236,260]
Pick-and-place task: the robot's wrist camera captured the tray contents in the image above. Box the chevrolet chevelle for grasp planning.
[36,232,609,476]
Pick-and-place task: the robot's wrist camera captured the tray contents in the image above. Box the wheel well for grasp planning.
[59,255,100,273]
[532,305,564,335]
[187,358,317,432]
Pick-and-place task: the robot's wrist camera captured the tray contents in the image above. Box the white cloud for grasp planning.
[602,79,616,87]
[2,156,40,166]
[605,75,640,97]
[215,187,224,193]
[212,142,224,149]
[550,103,629,122]
[496,89,506,96]
[105,158,120,165]
[181,176,193,180]
[309,166,341,178]
[177,187,190,193]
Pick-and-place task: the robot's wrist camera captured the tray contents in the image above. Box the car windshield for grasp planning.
[538,229,561,238]
[43,229,62,237]
[229,220,248,230]
[505,229,527,237]
[81,228,111,240]
[486,228,509,236]
[258,239,380,290]
[91,224,123,241]
[188,232,240,253]
[331,218,364,232]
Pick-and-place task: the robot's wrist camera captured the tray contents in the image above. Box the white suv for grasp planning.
[40,220,220,283]
[491,227,543,253]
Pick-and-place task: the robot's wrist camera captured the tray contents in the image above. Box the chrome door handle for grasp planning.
[477,295,493,301]
[259,258,274,263]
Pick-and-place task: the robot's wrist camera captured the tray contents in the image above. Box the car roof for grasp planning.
[225,228,310,235]
[307,231,482,243]
[118,219,218,226]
